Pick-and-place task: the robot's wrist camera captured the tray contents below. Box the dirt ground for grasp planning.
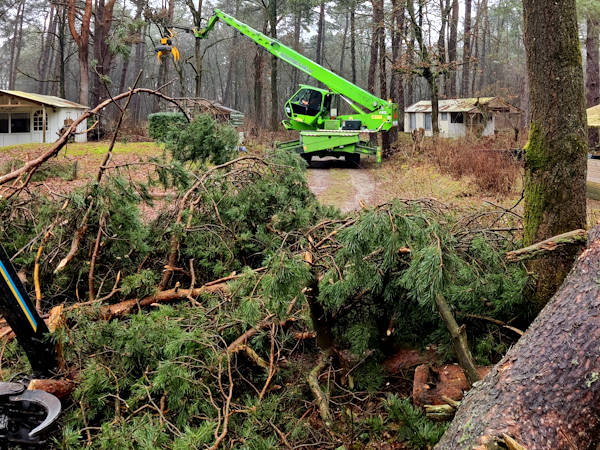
[307,153,600,226]
[2,140,599,225]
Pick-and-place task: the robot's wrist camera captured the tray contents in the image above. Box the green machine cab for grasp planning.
[196,9,399,165]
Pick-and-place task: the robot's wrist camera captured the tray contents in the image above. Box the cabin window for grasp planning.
[11,113,30,133]
[441,112,448,121]
[425,113,432,130]
[410,113,416,130]
[33,110,47,131]
[450,112,464,124]
[0,114,8,133]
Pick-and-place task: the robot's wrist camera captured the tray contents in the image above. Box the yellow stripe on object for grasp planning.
[0,260,37,332]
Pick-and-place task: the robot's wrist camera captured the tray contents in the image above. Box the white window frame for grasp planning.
[33,110,47,132]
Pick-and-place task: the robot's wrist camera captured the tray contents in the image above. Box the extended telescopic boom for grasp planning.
[196,9,390,114]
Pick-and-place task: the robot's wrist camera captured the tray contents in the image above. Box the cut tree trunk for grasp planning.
[435,225,600,449]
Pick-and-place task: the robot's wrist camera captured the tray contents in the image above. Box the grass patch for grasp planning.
[0,141,163,157]
[1,158,78,181]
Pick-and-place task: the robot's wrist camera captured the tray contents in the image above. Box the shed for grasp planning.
[588,104,600,128]
[405,97,522,138]
[0,90,88,147]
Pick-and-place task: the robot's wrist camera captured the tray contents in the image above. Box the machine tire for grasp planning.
[345,153,360,167]
[301,153,313,167]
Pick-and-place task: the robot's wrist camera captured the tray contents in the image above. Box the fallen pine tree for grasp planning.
[0,114,539,447]
[436,224,600,449]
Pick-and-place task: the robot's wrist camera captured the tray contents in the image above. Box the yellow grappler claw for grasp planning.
[155,29,180,63]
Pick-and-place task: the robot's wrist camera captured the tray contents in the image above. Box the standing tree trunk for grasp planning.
[68,0,93,106]
[269,0,279,131]
[470,0,481,94]
[8,0,25,90]
[339,11,349,76]
[390,0,405,135]
[350,7,357,84]
[461,0,472,97]
[39,3,57,94]
[91,0,118,107]
[131,6,146,122]
[316,1,325,66]
[53,5,67,99]
[377,0,390,153]
[522,0,588,307]
[152,0,175,112]
[367,0,379,98]
[447,0,458,97]
[478,0,489,92]
[253,19,268,127]
[587,15,600,148]
[184,0,204,97]
[436,225,600,449]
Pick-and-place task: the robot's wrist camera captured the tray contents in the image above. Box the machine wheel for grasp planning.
[345,153,360,167]
[301,153,313,167]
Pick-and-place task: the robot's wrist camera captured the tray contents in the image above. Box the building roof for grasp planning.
[405,97,520,114]
[588,104,600,128]
[0,90,88,109]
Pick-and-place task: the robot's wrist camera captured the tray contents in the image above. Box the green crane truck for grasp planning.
[193,9,399,165]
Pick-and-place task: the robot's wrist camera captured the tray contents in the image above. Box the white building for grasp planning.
[0,90,88,147]
[405,97,522,138]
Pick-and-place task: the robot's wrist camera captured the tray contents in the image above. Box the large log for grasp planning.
[435,225,600,449]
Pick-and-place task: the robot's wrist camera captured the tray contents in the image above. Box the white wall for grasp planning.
[0,107,87,147]
[405,111,496,138]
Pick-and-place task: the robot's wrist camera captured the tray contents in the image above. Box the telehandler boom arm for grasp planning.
[197,9,391,114]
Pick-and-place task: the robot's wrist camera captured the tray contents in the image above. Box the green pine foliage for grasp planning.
[0,143,535,448]
[316,200,532,372]
[385,395,448,449]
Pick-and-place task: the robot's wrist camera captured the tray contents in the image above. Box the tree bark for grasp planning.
[8,0,25,90]
[253,19,268,126]
[447,0,458,97]
[436,225,600,449]
[350,8,357,84]
[390,0,405,136]
[522,0,588,308]
[269,0,279,131]
[461,0,472,97]
[68,0,93,106]
[470,0,481,94]
[316,1,325,66]
[39,3,57,94]
[152,0,175,112]
[91,0,118,108]
[339,11,349,76]
[367,0,379,100]
[587,15,600,148]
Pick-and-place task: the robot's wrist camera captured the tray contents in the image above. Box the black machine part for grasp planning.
[342,120,362,130]
[0,382,61,447]
[0,245,57,378]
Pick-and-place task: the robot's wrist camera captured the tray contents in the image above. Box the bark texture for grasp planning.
[587,15,600,148]
[461,0,472,97]
[522,0,588,307]
[436,225,600,449]
[447,0,458,97]
[68,0,93,106]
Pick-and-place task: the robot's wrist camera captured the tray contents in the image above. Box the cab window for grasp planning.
[291,89,323,117]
